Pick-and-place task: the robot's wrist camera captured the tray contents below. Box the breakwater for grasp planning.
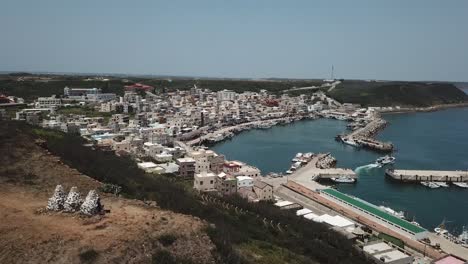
[341,116,394,152]
[386,169,468,183]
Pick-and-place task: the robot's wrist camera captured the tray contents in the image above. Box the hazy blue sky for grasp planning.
[1,0,467,81]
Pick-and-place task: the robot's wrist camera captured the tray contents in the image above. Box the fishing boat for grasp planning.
[378,205,405,219]
[342,137,360,147]
[459,226,468,247]
[331,176,356,184]
[435,182,449,188]
[421,182,440,188]
[435,219,450,235]
[376,155,396,166]
[453,182,468,188]
[292,152,303,162]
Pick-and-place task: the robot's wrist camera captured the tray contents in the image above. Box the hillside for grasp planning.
[0,121,372,264]
[327,80,468,107]
[0,123,215,264]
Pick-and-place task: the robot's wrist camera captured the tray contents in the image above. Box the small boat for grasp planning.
[376,155,395,166]
[285,170,293,174]
[378,205,405,219]
[458,226,468,246]
[453,182,468,188]
[342,137,360,147]
[435,219,450,235]
[331,176,356,184]
[421,182,440,188]
[435,182,449,188]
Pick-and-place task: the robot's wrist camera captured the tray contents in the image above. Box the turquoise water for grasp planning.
[211,107,468,233]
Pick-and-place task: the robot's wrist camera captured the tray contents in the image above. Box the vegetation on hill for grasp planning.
[2,73,466,107]
[1,121,371,264]
[327,80,468,107]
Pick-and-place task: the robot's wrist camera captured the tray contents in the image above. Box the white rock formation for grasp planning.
[80,190,102,216]
[46,185,66,211]
[63,186,82,212]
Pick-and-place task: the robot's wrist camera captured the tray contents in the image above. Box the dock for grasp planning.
[290,154,357,182]
[340,117,394,153]
[386,169,468,183]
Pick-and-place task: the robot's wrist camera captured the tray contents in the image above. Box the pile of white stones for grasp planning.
[46,185,102,216]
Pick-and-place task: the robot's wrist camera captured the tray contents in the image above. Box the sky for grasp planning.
[1,0,467,81]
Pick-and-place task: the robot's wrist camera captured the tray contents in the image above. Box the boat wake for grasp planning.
[354,163,380,174]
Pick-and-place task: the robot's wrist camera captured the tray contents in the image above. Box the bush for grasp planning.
[158,233,177,247]
[79,248,98,263]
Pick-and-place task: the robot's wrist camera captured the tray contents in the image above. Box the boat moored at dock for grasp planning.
[453,182,468,188]
[331,176,356,183]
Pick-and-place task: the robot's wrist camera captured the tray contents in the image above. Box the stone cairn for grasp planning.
[46,185,67,211]
[80,190,102,216]
[63,186,82,212]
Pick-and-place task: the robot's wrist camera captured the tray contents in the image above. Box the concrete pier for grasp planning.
[341,117,394,153]
[291,154,357,182]
[386,169,468,183]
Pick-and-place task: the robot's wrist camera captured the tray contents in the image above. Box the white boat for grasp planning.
[378,205,405,219]
[421,182,440,188]
[295,153,303,158]
[435,182,449,188]
[458,226,468,246]
[453,182,468,188]
[342,138,360,147]
[331,176,356,183]
[285,170,293,174]
[376,155,395,166]
[435,219,450,235]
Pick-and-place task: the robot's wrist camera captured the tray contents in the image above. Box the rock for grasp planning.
[80,190,102,216]
[63,187,82,212]
[46,185,66,211]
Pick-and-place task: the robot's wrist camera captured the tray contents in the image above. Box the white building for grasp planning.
[217,90,236,102]
[236,176,253,188]
[362,241,413,264]
[36,96,61,108]
[194,171,217,191]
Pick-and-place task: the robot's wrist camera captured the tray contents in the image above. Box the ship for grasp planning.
[421,181,440,189]
[453,182,468,188]
[341,137,360,147]
[459,226,468,247]
[378,205,405,219]
[376,155,395,166]
[435,182,449,188]
[331,176,356,183]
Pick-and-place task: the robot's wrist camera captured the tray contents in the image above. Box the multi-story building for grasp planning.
[217,89,236,102]
[253,180,273,201]
[193,171,216,191]
[215,172,237,196]
[36,96,61,108]
[176,157,196,178]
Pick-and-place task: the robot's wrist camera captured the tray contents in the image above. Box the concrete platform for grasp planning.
[386,169,468,182]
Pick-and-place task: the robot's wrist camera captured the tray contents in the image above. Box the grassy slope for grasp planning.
[328,80,468,107]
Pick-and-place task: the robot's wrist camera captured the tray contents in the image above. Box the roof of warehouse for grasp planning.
[322,189,426,234]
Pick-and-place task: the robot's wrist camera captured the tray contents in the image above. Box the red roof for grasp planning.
[124,83,154,90]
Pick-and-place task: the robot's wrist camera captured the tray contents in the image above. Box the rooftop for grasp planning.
[373,250,410,262]
[322,188,426,234]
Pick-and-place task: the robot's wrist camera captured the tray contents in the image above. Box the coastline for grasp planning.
[378,102,468,115]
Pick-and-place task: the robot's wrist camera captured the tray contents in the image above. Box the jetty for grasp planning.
[340,116,394,153]
[386,169,468,183]
[291,153,357,182]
